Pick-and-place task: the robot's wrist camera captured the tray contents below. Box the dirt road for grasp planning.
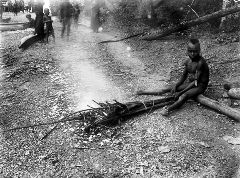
[1,14,240,177]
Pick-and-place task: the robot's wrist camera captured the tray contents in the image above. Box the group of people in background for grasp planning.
[23,0,82,42]
[4,0,32,16]
[3,0,105,36]
[59,0,81,38]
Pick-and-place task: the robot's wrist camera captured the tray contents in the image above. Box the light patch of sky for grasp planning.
[43,0,50,9]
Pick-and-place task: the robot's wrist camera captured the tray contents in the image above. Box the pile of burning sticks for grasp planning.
[6,96,174,137]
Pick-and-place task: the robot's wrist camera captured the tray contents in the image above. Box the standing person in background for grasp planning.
[19,0,24,13]
[91,0,100,33]
[25,4,29,13]
[73,3,81,28]
[59,0,73,38]
[43,8,55,42]
[13,2,18,16]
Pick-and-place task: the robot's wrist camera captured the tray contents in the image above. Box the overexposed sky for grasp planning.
[43,0,50,8]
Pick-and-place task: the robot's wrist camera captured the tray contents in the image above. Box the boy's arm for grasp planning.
[44,20,53,23]
[175,67,188,88]
[59,4,64,20]
[172,60,188,92]
[136,67,187,96]
[43,17,53,23]
[194,60,203,86]
[175,81,195,98]
[136,86,171,96]
[136,60,188,96]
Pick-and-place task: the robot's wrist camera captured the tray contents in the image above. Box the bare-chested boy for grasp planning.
[137,38,209,116]
[44,8,55,42]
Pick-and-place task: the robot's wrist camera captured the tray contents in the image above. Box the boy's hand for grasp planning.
[194,80,198,86]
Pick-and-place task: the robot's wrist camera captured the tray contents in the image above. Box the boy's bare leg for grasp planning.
[160,86,205,116]
[46,32,49,43]
[61,24,65,38]
[136,83,190,96]
[66,19,71,37]
[136,87,172,96]
[52,32,55,42]
[174,82,195,99]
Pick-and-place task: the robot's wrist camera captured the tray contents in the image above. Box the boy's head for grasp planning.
[187,38,201,60]
[26,14,31,20]
[44,8,50,15]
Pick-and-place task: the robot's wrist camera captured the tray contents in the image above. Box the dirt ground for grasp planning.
[1,12,240,178]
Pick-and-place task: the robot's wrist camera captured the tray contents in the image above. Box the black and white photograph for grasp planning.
[1,0,240,177]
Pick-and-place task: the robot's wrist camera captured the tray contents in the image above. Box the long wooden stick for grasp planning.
[4,108,96,132]
[187,5,200,18]
[184,0,196,20]
[5,117,82,132]
[41,114,75,140]
[98,32,145,44]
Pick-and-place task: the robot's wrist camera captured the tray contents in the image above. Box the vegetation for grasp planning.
[99,0,240,33]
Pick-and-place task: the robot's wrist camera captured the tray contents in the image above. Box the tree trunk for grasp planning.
[19,34,40,50]
[196,94,240,122]
[142,6,240,40]
[34,0,44,38]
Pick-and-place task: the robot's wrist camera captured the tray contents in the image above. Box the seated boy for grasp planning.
[137,38,209,116]
[43,8,55,42]
[25,14,35,28]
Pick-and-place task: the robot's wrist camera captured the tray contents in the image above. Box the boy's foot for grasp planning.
[160,106,169,116]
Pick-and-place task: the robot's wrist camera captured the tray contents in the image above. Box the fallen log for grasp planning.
[142,6,240,41]
[196,94,240,122]
[19,34,43,50]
